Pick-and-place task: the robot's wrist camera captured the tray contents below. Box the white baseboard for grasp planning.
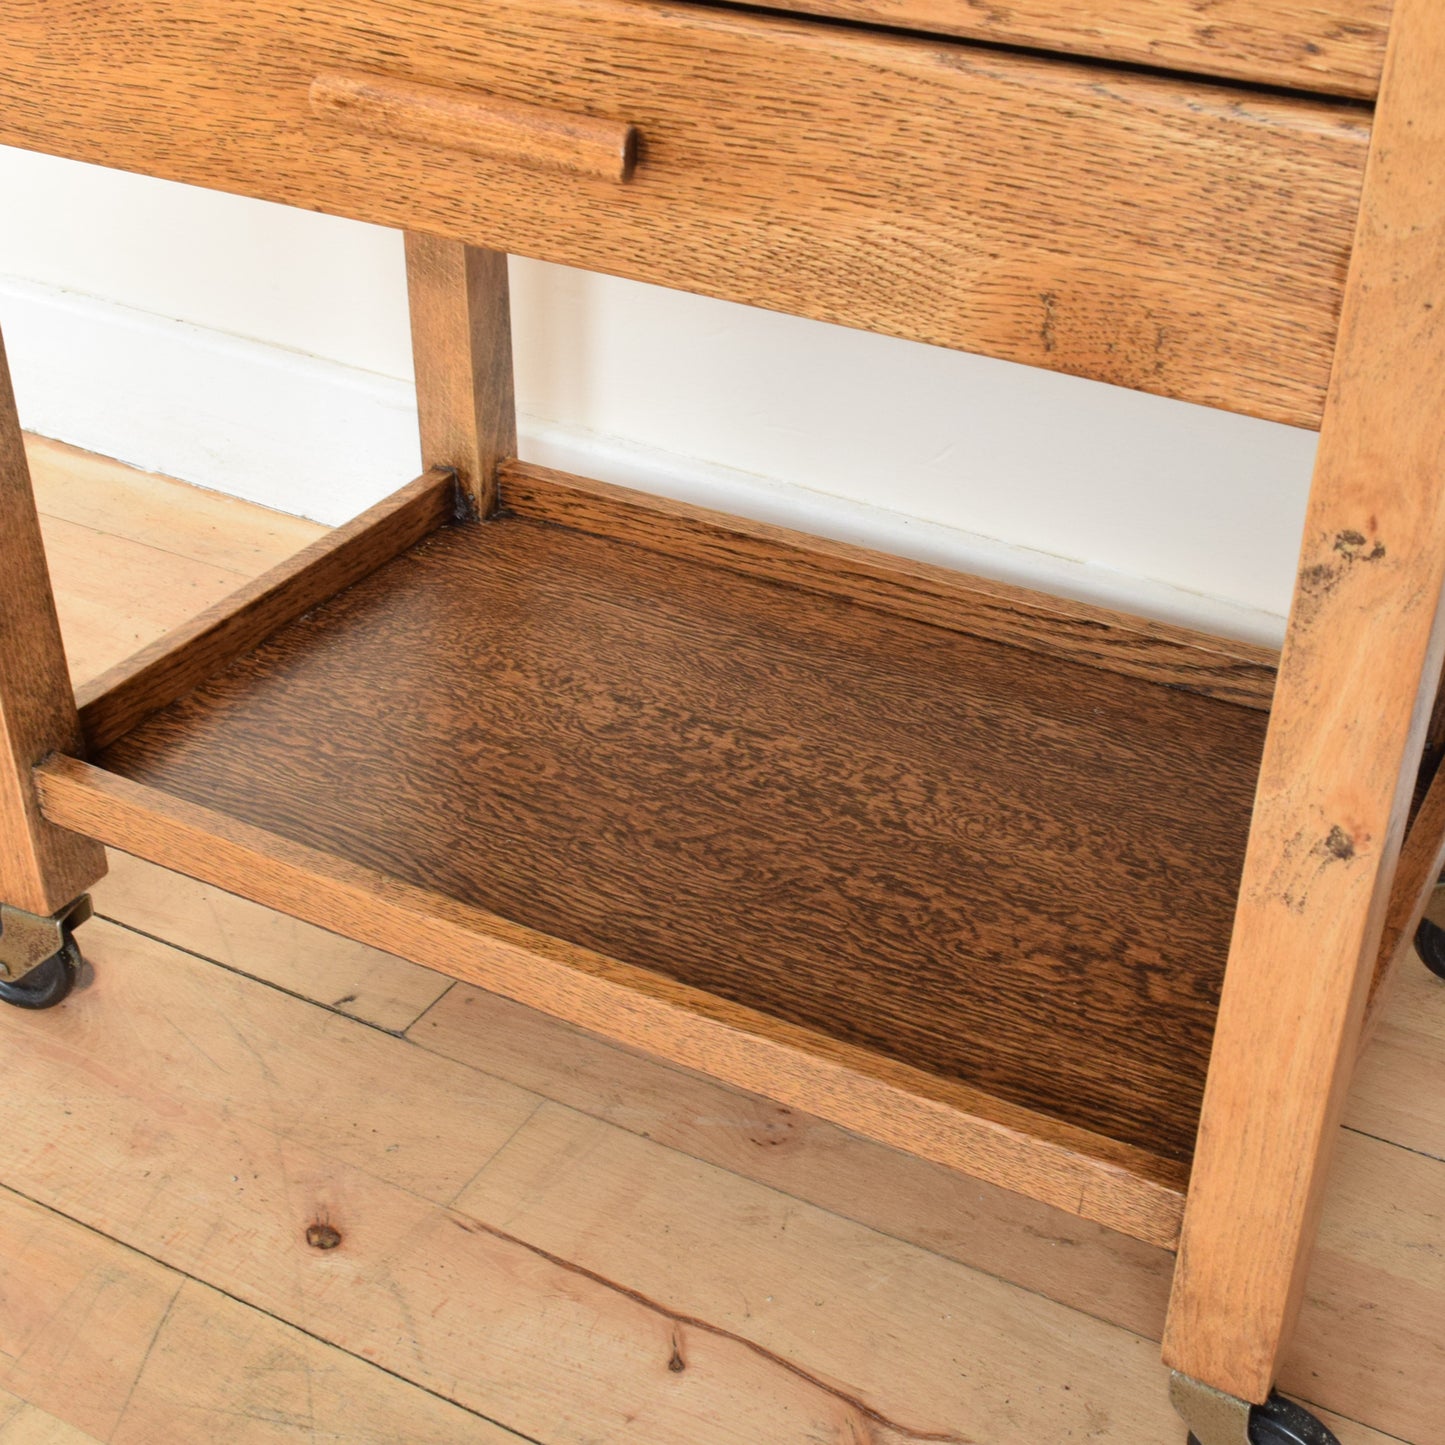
[1,275,1284,647]
[0,276,423,524]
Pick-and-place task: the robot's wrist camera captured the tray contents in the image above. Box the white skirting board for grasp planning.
[1,274,1286,648]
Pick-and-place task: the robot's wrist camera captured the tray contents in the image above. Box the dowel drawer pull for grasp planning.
[309,71,638,182]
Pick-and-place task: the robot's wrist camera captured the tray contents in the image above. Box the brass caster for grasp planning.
[0,897,91,1010]
[1173,1374,1339,1445]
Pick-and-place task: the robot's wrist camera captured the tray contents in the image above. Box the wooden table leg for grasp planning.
[1163,0,1445,1411]
[0,325,105,925]
[404,234,516,518]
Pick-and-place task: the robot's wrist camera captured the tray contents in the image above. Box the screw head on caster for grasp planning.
[0,937,82,1010]
[1187,1394,1340,1445]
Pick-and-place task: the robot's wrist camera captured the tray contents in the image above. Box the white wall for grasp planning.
[0,146,1318,645]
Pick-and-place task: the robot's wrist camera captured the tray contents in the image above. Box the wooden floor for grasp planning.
[2,436,1441,1445]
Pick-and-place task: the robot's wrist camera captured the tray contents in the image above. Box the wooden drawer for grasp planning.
[0,0,1368,425]
[690,0,1393,99]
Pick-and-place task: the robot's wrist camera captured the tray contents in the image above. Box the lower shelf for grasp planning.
[43,463,1275,1248]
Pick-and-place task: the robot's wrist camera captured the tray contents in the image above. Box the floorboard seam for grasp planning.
[40,508,257,579]
[1342,1122,1445,1166]
[89,909,417,1038]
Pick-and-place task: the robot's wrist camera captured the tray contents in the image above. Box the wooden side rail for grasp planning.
[77,468,461,754]
[500,462,1279,709]
[34,755,1190,1247]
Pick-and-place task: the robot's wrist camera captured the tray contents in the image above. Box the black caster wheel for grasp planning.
[0,937,81,1010]
[1188,1393,1340,1445]
[1415,914,1445,979]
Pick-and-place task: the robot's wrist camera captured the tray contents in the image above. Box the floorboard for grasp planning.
[90,848,451,1033]
[0,438,1436,1443]
[0,1186,525,1443]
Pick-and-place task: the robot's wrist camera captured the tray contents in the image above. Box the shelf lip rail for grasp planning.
[498,462,1280,710]
[35,752,1190,1249]
[75,468,461,754]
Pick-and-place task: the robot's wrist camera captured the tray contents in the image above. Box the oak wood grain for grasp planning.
[1163,0,1445,1401]
[712,0,1392,99]
[38,756,1189,1245]
[0,0,1369,424]
[404,238,516,516]
[76,468,458,754]
[66,504,1265,1177]
[89,510,1265,1166]
[314,71,637,182]
[0,332,105,916]
[502,461,1279,708]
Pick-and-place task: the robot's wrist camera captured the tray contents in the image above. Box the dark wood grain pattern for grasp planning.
[94,511,1267,1166]
[77,469,459,754]
[502,462,1279,708]
[0,0,1369,425]
[0,328,106,915]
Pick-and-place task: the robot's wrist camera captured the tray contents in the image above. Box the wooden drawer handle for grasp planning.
[309,71,638,183]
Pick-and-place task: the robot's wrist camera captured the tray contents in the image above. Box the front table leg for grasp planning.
[0,325,105,1006]
[1165,0,1442,1431]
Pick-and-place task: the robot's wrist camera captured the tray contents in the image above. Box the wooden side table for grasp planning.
[1,0,1439,1438]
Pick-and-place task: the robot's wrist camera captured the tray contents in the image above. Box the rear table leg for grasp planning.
[403,233,516,516]
[0,325,105,1000]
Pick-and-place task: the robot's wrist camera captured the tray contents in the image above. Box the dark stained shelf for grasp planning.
[97,507,1267,1169]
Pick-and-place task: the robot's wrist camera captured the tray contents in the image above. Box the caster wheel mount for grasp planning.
[1187,1394,1340,1445]
[0,896,91,1011]
[0,936,82,1010]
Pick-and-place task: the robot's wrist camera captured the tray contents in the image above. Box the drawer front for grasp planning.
[0,0,1368,425]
